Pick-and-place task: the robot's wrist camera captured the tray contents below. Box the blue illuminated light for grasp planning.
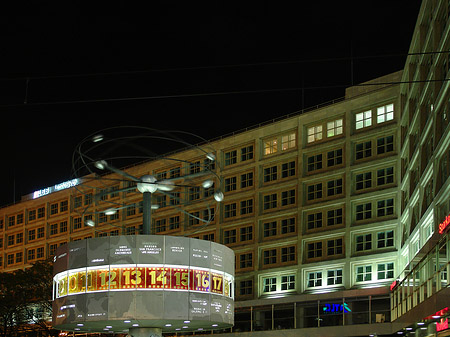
[322,302,351,313]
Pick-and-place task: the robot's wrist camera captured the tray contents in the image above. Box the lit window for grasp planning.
[307,125,323,143]
[377,104,394,123]
[356,110,372,129]
[281,133,296,150]
[327,119,343,137]
[264,138,278,155]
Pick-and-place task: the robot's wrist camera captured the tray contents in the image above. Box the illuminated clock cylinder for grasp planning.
[52,235,234,334]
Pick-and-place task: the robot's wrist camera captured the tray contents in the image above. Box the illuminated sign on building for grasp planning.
[322,303,351,313]
[439,214,450,234]
[33,179,79,199]
[390,280,398,291]
[437,318,449,332]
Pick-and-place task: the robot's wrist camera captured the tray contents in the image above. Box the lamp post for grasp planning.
[137,175,158,235]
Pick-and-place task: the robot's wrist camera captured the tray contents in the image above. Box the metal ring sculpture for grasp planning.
[70,126,223,236]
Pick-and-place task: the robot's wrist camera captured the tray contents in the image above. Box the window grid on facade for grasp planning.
[264,138,277,155]
[356,110,372,129]
[356,141,372,160]
[327,269,343,285]
[377,104,394,123]
[239,280,253,296]
[356,265,372,282]
[327,119,343,137]
[224,150,237,166]
[356,234,372,251]
[307,125,322,143]
[238,252,253,270]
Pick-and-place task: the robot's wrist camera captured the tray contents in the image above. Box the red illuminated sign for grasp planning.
[437,318,448,332]
[439,215,450,234]
[390,280,398,291]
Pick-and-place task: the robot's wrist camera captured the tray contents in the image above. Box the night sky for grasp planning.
[0,1,422,206]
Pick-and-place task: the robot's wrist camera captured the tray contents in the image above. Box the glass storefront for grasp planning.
[233,295,390,332]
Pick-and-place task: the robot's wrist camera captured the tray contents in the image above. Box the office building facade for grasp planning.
[1,0,449,335]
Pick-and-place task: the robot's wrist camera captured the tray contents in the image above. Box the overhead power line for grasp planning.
[0,77,448,109]
[0,50,448,83]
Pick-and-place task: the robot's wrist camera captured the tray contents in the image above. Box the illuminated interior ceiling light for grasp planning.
[104,208,117,216]
[182,326,189,329]
[213,190,224,202]
[77,323,84,326]
[198,328,203,330]
[212,324,218,327]
[132,323,139,327]
[417,322,425,325]
[206,153,215,161]
[184,320,190,323]
[123,320,131,323]
[175,328,181,331]
[151,204,160,210]
[94,160,108,170]
[406,327,413,330]
[92,134,104,143]
[202,180,214,189]
[137,175,158,193]
[86,219,95,227]
[164,324,172,327]
[432,315,441,318]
